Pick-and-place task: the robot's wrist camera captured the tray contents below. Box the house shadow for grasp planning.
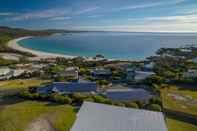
[164,108,197,126]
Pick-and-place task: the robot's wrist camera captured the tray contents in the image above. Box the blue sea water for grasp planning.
[18,32,197,60]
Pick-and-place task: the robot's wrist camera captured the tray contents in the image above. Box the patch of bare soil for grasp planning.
[25,117,57,131]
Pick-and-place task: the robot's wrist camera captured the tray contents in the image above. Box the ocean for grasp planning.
[18,32,197,60]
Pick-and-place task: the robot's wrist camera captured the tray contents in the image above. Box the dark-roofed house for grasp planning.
[71,102,168,131]
[106,88,152,102]
[91,68,112,79]
[37,81,97,94]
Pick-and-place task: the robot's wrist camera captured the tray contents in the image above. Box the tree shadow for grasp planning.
[175,83,197,91]
[45,102,63,106]
[0,95,25,106]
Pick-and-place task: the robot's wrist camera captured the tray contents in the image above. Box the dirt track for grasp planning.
[25,118,57,131]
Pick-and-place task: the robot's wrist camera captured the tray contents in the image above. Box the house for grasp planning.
[37,81,97,94]
[57,67,79,80]
[106,88,152,102]
[134,71,155,81]
[70,102,168,131]
[192,57,197,63]
[143,62,154,71]
[12,69,25,77]
[91,68,112,79]
[0,67,12,80]
[183,69,197,78]
[126,68,135,80]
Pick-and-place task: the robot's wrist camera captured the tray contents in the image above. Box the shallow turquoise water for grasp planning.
[18,32,197,60]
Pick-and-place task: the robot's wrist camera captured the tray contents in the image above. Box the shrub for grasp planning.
[50,94,72,104]
[149,97,162,106]
[71,93,87,103]
[133,100,144,108]
[113,102,125,107]
[85,76,96,81]
[84,97,94,102]
[103,99,113,105]
[92,95,107,103]
[96,80,109,86]
[80,68,90,75]
[125,102,139,108]
[147,104,162,112]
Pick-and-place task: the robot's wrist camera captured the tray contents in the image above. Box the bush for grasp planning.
[80,68,90,75]
[147,104,162,112]
[113,102,125,107]
[103,99,113,105]
[50,94,72,104]
[84,97,94,102]
[85,76,96,81]
[133,100,144,108]
[92,95,107,103]
[125,102,139,108]
[96,80,109,86]
[71,93,87,103]
[149,97,162,106]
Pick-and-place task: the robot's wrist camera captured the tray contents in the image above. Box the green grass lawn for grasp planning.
[0,79,50,90]
[166,117,197,131]
[0,100,76,131]
[161,85,197,116]
[161,85,197,131]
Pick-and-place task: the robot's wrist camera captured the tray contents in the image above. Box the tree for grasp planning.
[80,68,90,75]
[96,80,109,86]
[145,75,164,85]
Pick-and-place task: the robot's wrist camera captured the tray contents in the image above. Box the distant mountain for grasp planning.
[0,26,68,38]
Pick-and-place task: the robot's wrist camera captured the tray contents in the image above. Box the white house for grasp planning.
[0,67,12,80]
[57,66,79,80]
[134,71,155,81]
[183,69,197,78]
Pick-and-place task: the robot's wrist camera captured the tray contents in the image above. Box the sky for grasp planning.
[0,0,197,32]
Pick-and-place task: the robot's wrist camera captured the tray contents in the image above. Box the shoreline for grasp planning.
[7,36,76,60]
[7,36,116,61]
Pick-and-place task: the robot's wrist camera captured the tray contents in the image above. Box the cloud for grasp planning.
[70,22,197,32]
[118,0,186,10]
[50,16,71,21]
[10,8,69,21]
[128,14,197,24]
[74,6,100,15]
[87,14,103,18]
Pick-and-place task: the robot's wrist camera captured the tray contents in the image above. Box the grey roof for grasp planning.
[71,102,168,131]
[38,82,97,94]
[91,68,112,76]
[106,88,152,101]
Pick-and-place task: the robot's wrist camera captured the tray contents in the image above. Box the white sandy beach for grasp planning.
[7,36,115,61]
[7,36,76,60]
